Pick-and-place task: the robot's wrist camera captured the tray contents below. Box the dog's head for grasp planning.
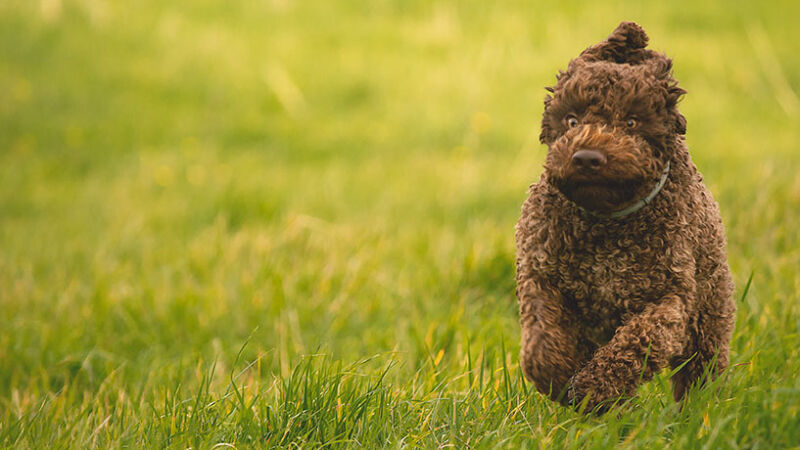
[540,22,686,214]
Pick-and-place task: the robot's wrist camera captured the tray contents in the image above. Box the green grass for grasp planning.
[2,0,800,447]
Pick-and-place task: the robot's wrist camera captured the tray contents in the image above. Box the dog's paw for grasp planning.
[567,372,621,414]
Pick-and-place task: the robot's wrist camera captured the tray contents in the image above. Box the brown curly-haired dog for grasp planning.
[515,22,736,412]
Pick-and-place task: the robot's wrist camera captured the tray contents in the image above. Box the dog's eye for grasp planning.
[626,118,637,128]
[566,116,579,128]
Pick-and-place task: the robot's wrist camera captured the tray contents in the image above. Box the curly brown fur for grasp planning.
[515,22,735,413]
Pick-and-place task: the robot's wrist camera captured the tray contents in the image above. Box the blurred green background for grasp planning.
[1,0,799,447]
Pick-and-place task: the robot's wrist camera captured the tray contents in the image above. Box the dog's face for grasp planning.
[539,23,686,213]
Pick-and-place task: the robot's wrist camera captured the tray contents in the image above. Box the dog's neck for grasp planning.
[579,161,671,220]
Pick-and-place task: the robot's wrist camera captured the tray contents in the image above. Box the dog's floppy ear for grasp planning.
[651,56,688,135]
[580,22,654,65]
[669,85,688,135]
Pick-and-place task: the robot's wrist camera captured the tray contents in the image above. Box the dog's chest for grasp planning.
[558,232,669,319]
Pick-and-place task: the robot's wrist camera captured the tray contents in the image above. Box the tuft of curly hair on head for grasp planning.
[580,22,653,64]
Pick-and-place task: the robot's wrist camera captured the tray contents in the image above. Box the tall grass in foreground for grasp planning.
[6,281,792,448]
[2,342,772,448]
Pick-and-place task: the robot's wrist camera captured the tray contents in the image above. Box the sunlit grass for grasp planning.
[1,0,799,447]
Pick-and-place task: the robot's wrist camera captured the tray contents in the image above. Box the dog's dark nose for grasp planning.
[571,149,607,169]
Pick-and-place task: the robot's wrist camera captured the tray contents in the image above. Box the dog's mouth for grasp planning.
[554,175,643,212]
[556,169,640,190]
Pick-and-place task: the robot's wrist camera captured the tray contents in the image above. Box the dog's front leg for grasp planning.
[518,284,589,402]
[567,293,689,412]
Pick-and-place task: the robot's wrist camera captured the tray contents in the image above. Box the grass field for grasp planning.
[2,0,800,447]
